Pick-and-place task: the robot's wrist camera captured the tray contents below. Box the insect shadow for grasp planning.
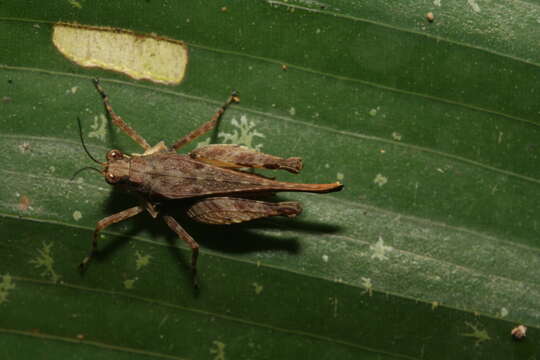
[92,187,341,283]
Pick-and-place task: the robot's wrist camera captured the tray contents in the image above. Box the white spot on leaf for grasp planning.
[361,277,373,296]
[88,114,108,142]
[219,115,265,150]
[29,242,61,282]
[18,142,31,153]
[252,282,263,294]
[210,341,226,360]
[68,0,82,9]
[195,137,212,149]
[123,278,137,289]
[370,236,392,261]
[72,210,82,221]
[467,0,481,13]
[135,251,151,270]
[373,174,388,187]
[461,322,491,345]
[0,274,16,304]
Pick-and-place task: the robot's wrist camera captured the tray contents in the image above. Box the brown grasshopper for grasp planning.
[79,79,343,285]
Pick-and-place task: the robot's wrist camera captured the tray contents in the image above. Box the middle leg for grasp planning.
[79,205,145,270]
[162,215,200,287]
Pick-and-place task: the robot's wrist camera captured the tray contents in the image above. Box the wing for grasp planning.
[128,153,342,199]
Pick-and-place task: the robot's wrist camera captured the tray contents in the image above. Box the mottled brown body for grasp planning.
[80,79,343,286]
[113,153,339,199]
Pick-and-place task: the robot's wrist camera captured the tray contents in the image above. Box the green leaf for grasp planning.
[1,1,539,359]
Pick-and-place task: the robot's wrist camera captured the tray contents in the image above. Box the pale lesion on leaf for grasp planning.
[370,236,392,261]
[123,278,137,289]
[210,340,226,360]
[460,322,491,345]
[88,114,108,142]
[135,251,152,270]
[219,115,265,151]
[360,277,373,296]
[373,173,388,187]
[29,242,61,283]
[196,114,266,151]
[0,274,16,304]
[195,137,212,149]
[252,282,263,295]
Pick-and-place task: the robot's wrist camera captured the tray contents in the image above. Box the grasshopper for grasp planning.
[79,79,343,285]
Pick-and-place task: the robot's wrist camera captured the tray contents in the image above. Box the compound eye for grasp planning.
[107,149,124,161]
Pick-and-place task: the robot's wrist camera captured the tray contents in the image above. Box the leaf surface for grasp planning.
[1,1,539,359]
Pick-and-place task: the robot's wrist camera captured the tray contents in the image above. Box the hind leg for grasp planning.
[189,144,303,174]
[171,92,240,151]
[186,197,302,225]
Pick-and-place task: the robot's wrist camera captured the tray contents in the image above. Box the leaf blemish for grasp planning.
[68,0,82,9]
[361,277,373,296]
[52,22,188,84]
[29,242,61,283]
[66,86,79,94]
[18,195,31,212]
[210,340,226,360]
[252,282,263,295]
[370,236,392,261]
[18,142,31,153]
[373,174,388,187]
[72,210,82,221]
[0,274,16,304]
[88,115,108,142]
[467,0,481,13]
[135,251,152,270]
[461,322,491,345]
[329,296,339,318]
[123,278,137,289]
[219,115,265,150]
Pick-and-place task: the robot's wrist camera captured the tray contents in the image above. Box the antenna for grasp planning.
[77,116,104,165]
[70,166,103,181]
